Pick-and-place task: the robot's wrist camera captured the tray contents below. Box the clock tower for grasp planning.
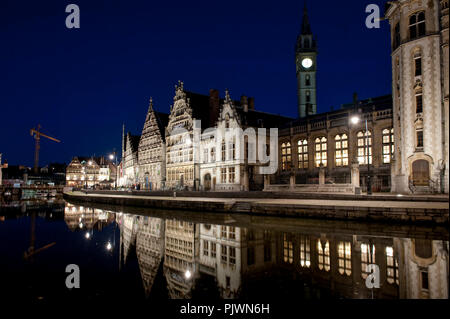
[295,5,317,118]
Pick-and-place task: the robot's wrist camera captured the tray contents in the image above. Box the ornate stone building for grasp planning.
[165,82,220,190]
[199,90,292,191]
[137,98,169,190]
[276,95,394,192]
[386,0,449,194]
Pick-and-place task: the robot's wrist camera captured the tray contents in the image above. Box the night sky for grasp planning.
[0,0,392,167]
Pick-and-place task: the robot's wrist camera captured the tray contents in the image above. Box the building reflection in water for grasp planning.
[63,203,449,300]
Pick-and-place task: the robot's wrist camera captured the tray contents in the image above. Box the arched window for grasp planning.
[382,128,394,163]
[305,75,311,86]
[357,131,372,165]
[211,148,215,162]
[283,234,293,264]
[281,142,292,170]
[299,235,310,268]
[317,239,330,271]
[297,139,308,169]
[335,134,348,166]
[361,243,376,279]
[338,241,352,276]
[306,90,311,103]
[314,137,327,167]
[409,11,426,39]
[386,246,399,285]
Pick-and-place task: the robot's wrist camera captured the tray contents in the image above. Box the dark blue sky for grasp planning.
[0,0,392,167]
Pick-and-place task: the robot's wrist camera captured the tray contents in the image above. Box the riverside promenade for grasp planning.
[63,190,449,225]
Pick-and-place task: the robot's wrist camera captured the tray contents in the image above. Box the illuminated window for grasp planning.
[297,139,308,169]
[386,246,399,285]
[203,240,209,256]
[338,241,352,276]
[382,128,394,163]
[357,131,372,165]
[361,243,376,279]
[228,167,235,183]
[281,142,292,170]
[317,239,330,271]
[283,234,293,264]
[299,235,311,268]
[409,11,426,40]
[315,137,327,167]
[335,134,348,166]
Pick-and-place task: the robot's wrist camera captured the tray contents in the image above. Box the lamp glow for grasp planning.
[106,242,112,250]
[350,116,360,125]
[185,270,192,279]
[85,232,90,239]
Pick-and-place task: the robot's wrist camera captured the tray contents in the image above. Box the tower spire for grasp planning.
[301,3,312,35]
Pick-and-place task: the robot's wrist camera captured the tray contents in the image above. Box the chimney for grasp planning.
[241,95,248,112]
[248,97,255,111]
[209,89,220,127]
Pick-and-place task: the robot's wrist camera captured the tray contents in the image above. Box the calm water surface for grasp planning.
[0,199,448,302]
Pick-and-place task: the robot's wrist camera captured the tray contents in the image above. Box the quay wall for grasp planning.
[63,192,449,225]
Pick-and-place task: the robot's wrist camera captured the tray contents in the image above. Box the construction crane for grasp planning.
[30,124,61,174]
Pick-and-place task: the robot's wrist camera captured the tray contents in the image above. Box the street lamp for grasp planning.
[350,115,372,195]
[109,151,118,189]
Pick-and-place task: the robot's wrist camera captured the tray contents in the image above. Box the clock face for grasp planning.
[301,58,313,69]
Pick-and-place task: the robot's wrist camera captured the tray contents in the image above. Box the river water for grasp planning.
[0,199,448,302]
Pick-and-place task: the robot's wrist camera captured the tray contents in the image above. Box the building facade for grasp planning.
[386,0,449,194]
[137,98,168,190]
[276,95,394,192]
[66,156,116,188]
